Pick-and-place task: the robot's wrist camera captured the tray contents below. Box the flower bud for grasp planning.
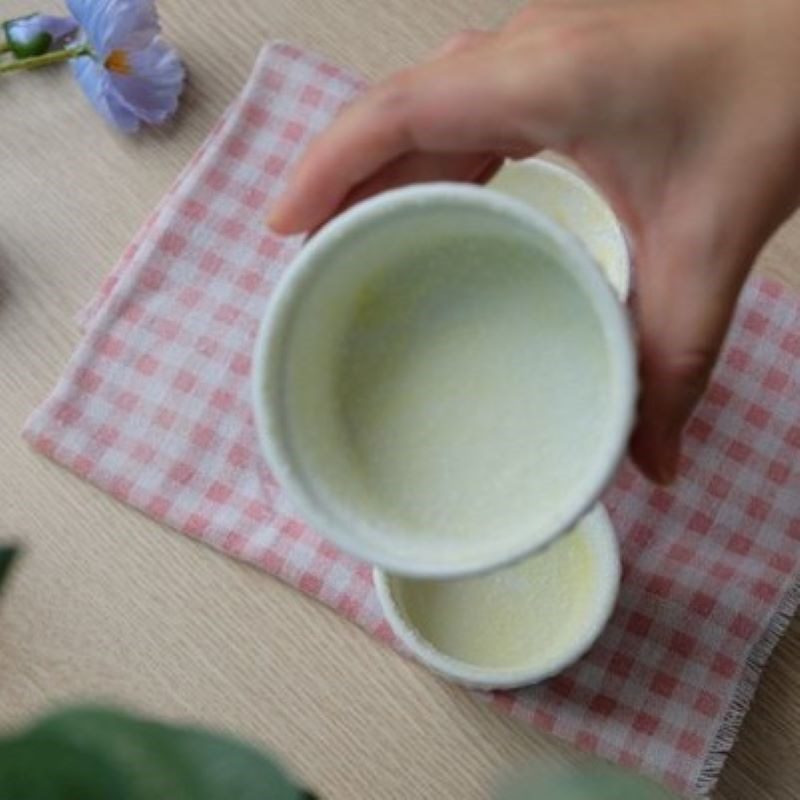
[2,14,78,59]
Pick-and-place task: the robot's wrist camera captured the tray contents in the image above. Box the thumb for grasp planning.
[629,205,749,484]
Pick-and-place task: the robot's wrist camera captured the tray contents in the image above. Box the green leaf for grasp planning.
[0,546,17,594]
[0,733,128,800]
[496,762,679,800]
[0,706,307,800]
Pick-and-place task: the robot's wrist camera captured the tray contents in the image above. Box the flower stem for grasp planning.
[0,44,90,74]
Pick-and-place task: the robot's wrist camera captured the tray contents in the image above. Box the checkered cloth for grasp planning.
[24,43,800,797]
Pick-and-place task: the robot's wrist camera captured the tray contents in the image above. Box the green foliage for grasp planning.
[497,762,679,800]
[0,706,311,800]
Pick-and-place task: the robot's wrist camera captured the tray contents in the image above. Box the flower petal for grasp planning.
[66,0,159,54]
[109,38,185,125]
[71,54,140,132]
[104,90,143,132]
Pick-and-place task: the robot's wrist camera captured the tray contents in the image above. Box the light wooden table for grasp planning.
[1,1,799,797]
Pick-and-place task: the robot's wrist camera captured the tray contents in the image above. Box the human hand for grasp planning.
[269,0,800,483]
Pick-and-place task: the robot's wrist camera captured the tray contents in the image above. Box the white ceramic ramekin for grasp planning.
[489,157,631,300]
[252,182,636,578]
[373,505,620,689]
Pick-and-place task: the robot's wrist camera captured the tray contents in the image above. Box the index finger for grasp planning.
[267,45,541,234]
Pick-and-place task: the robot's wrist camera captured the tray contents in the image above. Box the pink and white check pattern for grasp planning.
[24,43,800,797]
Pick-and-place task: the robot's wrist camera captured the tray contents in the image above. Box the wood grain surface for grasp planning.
[1,1,799,797]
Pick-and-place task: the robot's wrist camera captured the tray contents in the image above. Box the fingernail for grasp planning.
[265,206,285,232]
[266,191,296,232]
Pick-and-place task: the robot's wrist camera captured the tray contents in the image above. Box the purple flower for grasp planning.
[3,14,78,58]
[67,0,184,132]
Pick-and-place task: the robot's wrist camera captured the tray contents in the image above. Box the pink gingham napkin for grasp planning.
[24,43,800,797]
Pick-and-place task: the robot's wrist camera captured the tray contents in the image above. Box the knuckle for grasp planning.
[548,18,624,77]
[540,5,627,66]
[369,75,413,116]
[365,75,418,146]
[660,349,715,397]
[508,1,565,31]
[511,14,627,123]
[444,29,485,51]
